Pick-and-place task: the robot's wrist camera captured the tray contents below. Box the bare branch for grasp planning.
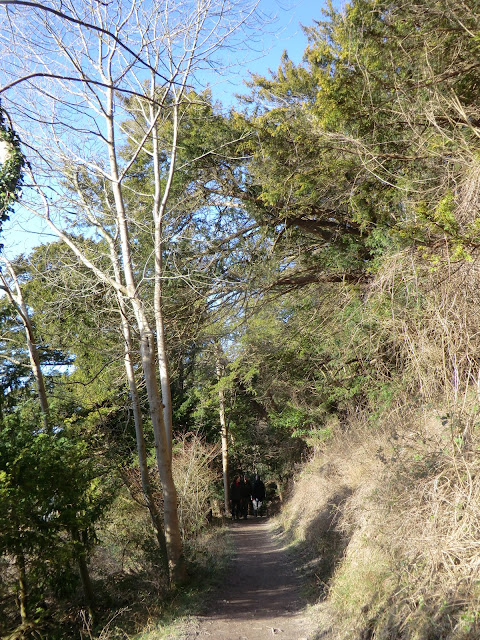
[0,0,171,83]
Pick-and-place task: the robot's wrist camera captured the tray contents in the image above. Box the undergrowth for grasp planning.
[79,524,232,640]
[1,433,231,640]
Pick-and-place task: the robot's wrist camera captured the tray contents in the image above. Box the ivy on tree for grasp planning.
[0,103,25,232]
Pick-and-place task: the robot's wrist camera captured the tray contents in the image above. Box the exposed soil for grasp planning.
[182,517,314,640]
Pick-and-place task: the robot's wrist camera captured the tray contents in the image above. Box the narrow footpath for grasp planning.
[183,518,314,640]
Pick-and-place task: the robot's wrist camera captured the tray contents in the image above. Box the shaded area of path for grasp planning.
[183,518,314,640]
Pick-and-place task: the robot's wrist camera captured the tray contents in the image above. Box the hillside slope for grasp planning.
[280,403,480,640]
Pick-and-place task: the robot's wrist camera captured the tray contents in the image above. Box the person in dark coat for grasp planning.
[252,474,266,517]
[230,474,242,520]
[240,474,252,519]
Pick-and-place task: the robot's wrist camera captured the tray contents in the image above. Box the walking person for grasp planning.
[240,473,252,519]
[252,474,266,517]
[230,474,242,520]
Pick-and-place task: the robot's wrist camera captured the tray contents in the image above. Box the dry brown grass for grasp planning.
[364,249,480,407]
[280,398,480,640]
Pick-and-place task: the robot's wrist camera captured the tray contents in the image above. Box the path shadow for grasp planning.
[293,486,353,599]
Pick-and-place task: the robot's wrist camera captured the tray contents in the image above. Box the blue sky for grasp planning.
[253,0,327,65]
[205,0,332,106]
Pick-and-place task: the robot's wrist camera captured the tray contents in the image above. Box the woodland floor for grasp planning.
[179,517,315,640]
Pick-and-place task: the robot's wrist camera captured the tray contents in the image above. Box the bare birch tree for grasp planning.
[0,0,261,583]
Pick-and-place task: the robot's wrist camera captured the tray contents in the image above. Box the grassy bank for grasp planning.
[279,400,480,640]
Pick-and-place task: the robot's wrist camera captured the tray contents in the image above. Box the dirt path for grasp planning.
[182,518,314,640]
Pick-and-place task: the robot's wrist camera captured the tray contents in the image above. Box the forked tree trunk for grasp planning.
[122,322,169,567]
[105,85,185,583]
[42,173,186,584]
[136,325,186,584]
[125,336,168,572]
[103,232,169,568]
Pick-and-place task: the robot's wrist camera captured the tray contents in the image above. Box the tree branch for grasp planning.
[0,0,172,84]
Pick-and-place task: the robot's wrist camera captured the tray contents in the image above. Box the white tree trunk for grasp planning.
[215,342,230,514]
[105,84,186,582]
[100,227,169,564]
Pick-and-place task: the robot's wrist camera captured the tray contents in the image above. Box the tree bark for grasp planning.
[99,222,170,568]
[152,89,179,459]
[137,325,186,584]
[120,302,169,568]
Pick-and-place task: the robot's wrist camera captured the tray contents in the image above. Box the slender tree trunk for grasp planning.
[154,263,173,461]
[71,526,94,618]
[137,324,186,584]
[16,551,28,626]
[22,315,49,428]
[120,313,169,567]
[0,259,49,431]
[117,212,185,584]
[42,163,186,584]
[215,342,230,515]
[101,229,169,568]
[152,94,179,459]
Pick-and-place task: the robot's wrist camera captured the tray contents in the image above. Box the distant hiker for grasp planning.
[230,475,242,520]
[252,474,266,517]
[240,474,252,519]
